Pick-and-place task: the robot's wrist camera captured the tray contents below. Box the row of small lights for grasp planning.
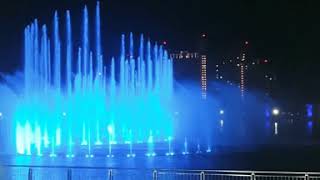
[32,145,215,159]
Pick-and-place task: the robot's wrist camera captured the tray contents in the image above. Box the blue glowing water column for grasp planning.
[96,2,102,67]
[146,131,155,157]
[34,19,39,90]
[129,33,135,94]
[42,25,50,147]
[65,10,74,156]
[147,40,153,93]
[24,26,30,97]
[81,6,89,146]
[139,34,145,95]
[66,10,72,96]
[108,57,116,146]
[120,34,126,96]
[154,43,160,92]
[53,11,62,151]
[158,46,164,93]
[53,11,61,92]
[182,138,189,155]
[41,25,49,92]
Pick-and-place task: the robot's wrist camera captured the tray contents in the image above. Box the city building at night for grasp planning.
[170,34,208,99]
[215,41,276,99]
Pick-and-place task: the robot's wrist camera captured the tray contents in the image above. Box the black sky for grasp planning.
[0,0,319,104]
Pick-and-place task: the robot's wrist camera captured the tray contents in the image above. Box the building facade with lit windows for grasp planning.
[201,54,207,99]
[170,50,206,98]
[214,41,276,99]
[170,34,208,99]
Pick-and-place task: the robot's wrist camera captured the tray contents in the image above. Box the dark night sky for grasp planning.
[0,0,319,104]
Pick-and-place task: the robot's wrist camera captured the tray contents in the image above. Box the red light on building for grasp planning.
[163,41,167,45]
[264,59,268,63]
[245,41,249,45]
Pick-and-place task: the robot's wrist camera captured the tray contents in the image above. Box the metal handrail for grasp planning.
[1,164,319,180]
[1,164,319,175]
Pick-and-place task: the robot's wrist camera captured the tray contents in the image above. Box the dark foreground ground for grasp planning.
[0,145,319,171]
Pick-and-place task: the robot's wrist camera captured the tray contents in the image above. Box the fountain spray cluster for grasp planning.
[16,2,174,157]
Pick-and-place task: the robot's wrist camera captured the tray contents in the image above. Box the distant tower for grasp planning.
[169,33,208,99]
[200,33,208,100]
[240,41,249,99]
[201,54,207,99]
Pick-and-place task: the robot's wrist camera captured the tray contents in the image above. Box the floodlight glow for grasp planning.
[206,146,212,153]
[272,108,280,116]
[307,104,313,118]
[66,154,75,158]
[107,125,114,135]
[308,121,313,128]
[107,154,114,158]
[196,144,202,154]
[95,141,103,145]
[49,153,57,158]
[55,128,61,146]
[182,151,189,155]
[126,153,136,158]
[220,120,224,127]
[146,152,156,157]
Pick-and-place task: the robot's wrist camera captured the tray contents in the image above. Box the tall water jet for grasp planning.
[147,40,153,92]
[95,2,102,64]
[120,34,125,96]
[126,130,135,158]
[53,11,61,92]
[66,10,72,96]
[166,136,174,156]
[146,131,155,157]
[182,138,189,155]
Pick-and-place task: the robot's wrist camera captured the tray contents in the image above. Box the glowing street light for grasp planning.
[272,108,280,116]
[219,109,224,115]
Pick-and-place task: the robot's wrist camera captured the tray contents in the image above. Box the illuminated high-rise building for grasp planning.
[170,33,208,99]
[201,54,207,99]
[214,41,276,99]
[240,41,248,99]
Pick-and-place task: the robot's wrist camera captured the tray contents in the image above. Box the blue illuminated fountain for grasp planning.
[14,2,175,157]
